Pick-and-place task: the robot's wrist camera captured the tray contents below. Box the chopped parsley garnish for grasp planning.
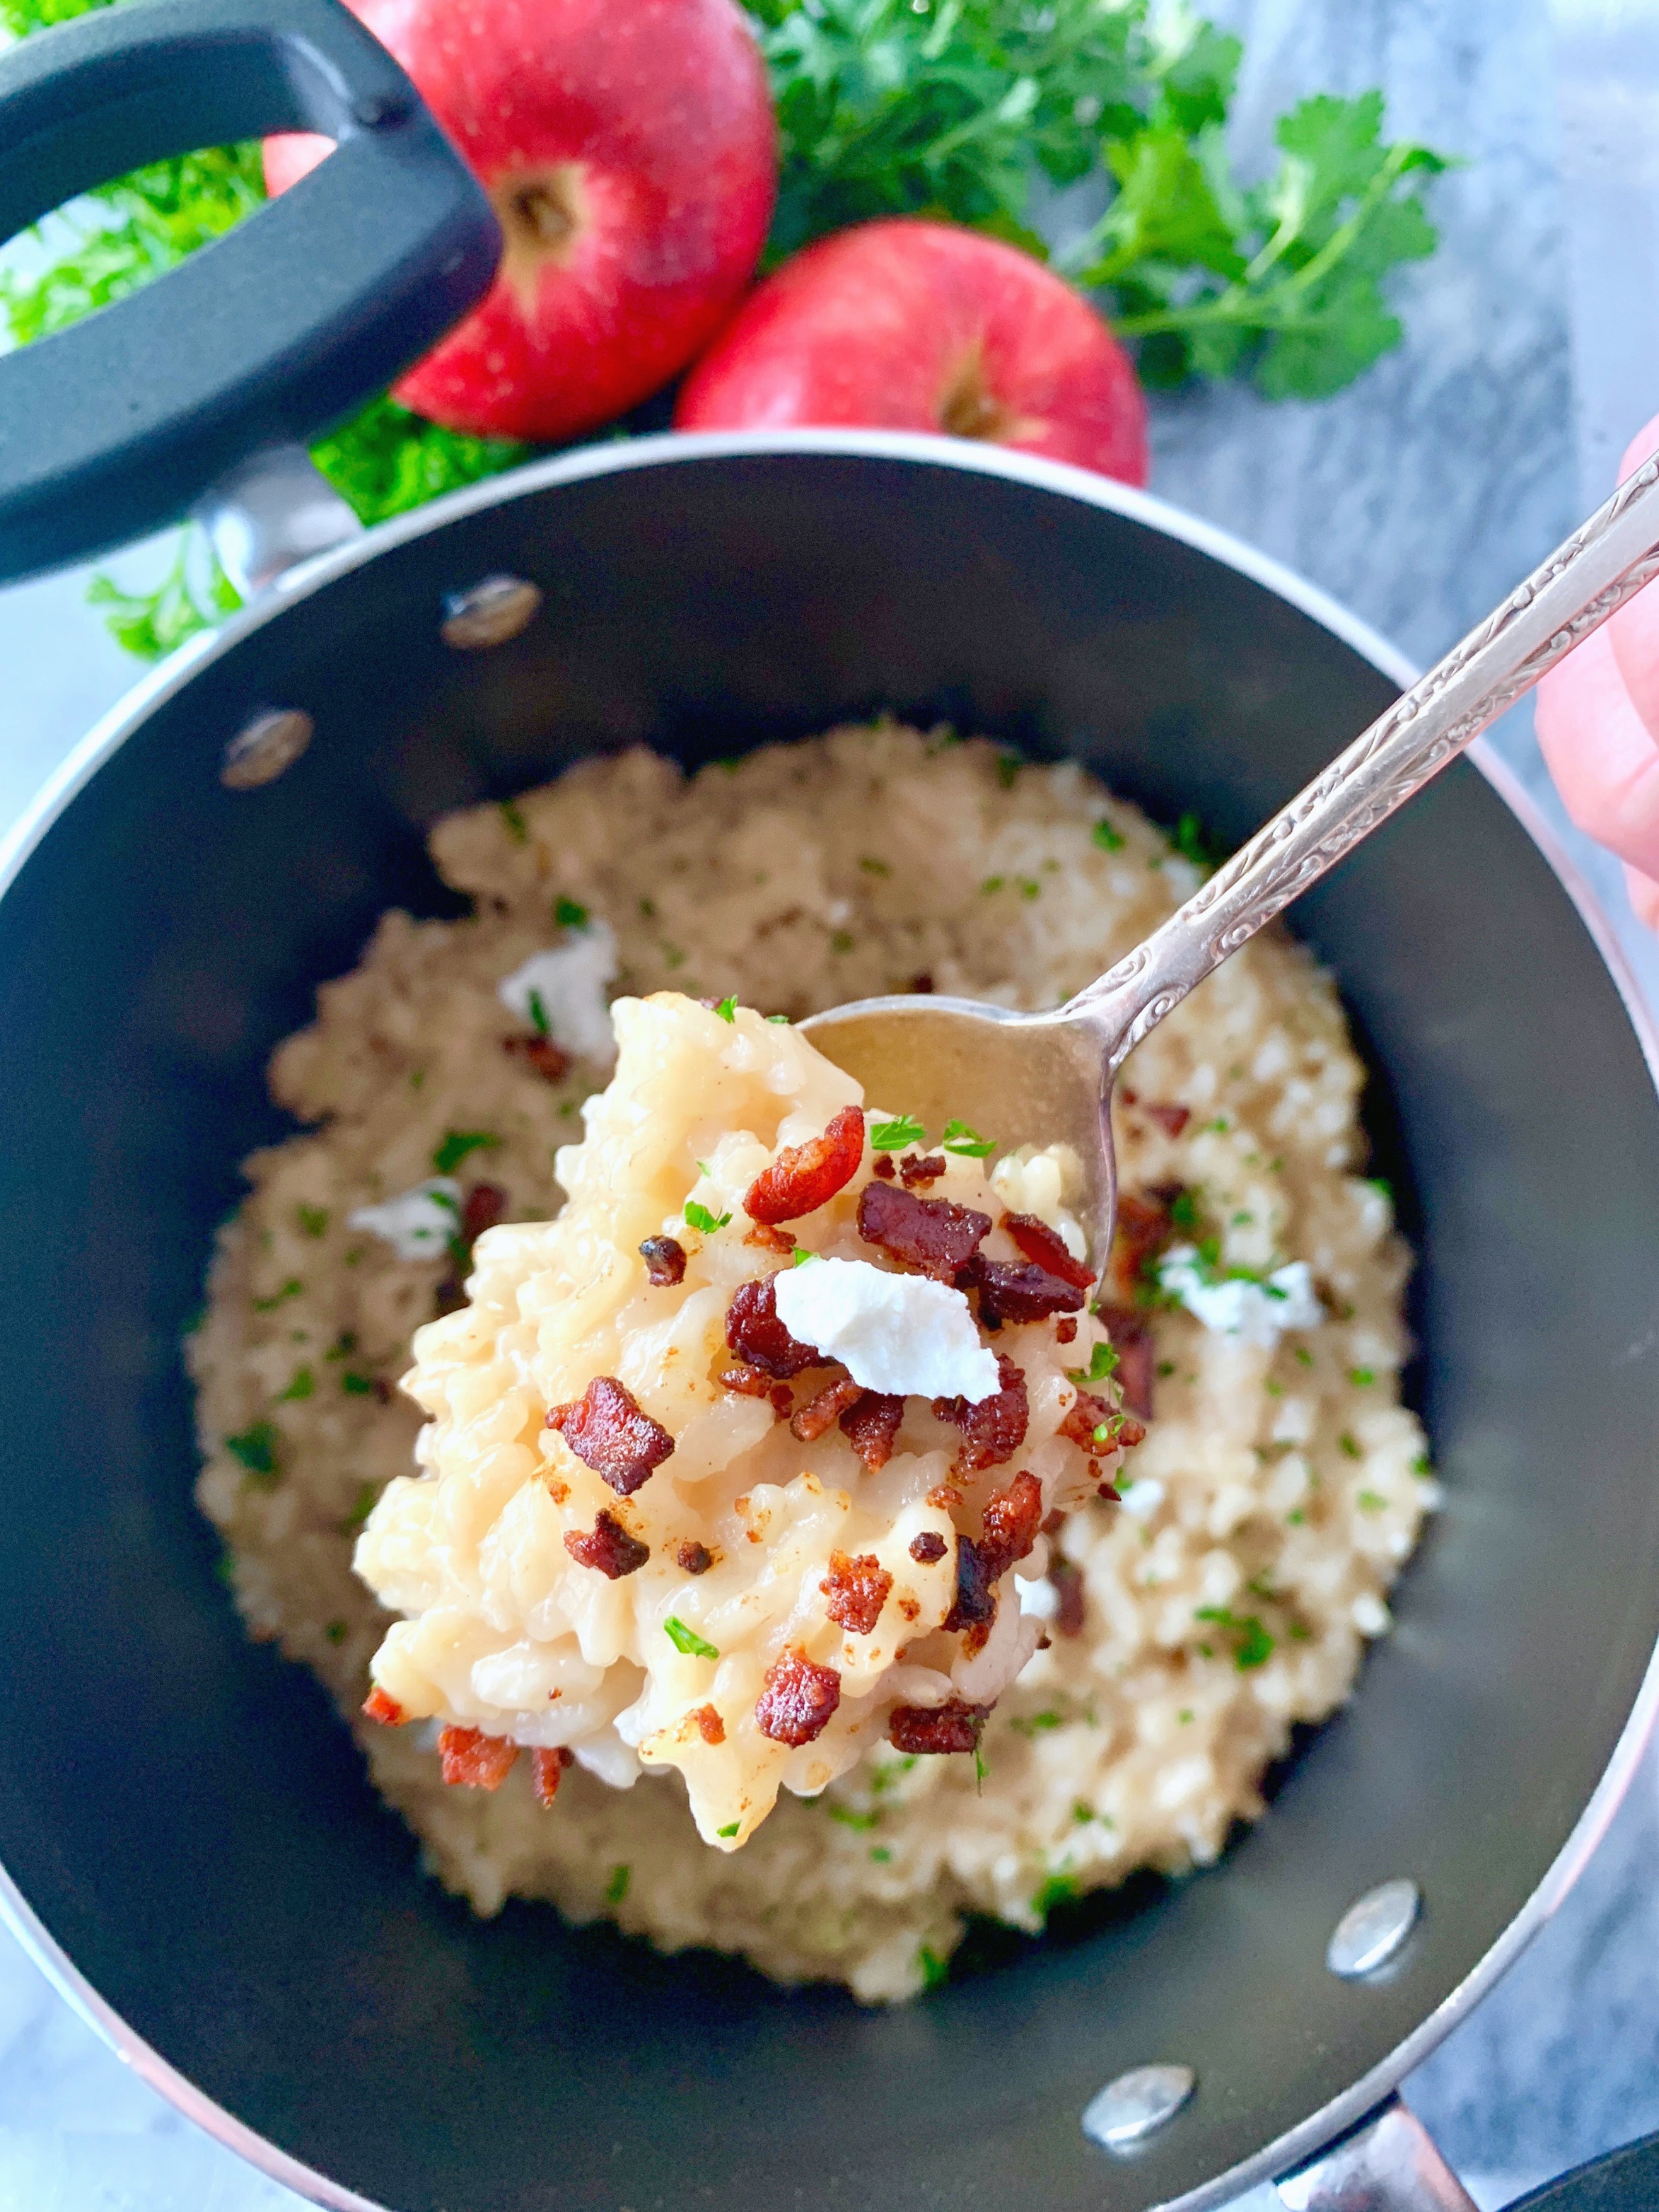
[1178,1708,1194,1724]
[252,1279,302,1312]
[432,1129,499,1174]
[684,1200,732,1235]
[225,1420,278,1482]
[325,1330,356,1361]
[1032,1873,1080,1916]
[973,1744,987,1791]
[830,930,855,954]
[1286,1508,1307,1525]
[766,1013,791,1024]
[1366,1176,1394,1200]
[1008,1709,1064,1738]
[716,1821,741,1839]
[1169,811,1230,871]
[1068,1341,1119,1385]
[1349,1366,1375,1386]
[995,750,1022,788]
[858,855,891,875]
[870,1114,926,1152]
[1018,877,1041,900]
[981,875,1005,895]
[869,1846,892,1863]
[1294,1346,1314,1367]
[1168,1187,1201,1230]
[941,1119,996,1157]
[341,1482,380,1536]
[663,1617,719,1660]
[554,895,589,929]
[1194,1606,1274,1670]
[342,1372,376,1396]
[325,1620,347,1646]
[527,986,551,1038]
[278,1366,314,1402]
[499,801,528,844]
[916,1945,949,1992]
[1339,1432,1362,1460]
[1092,818,1126,852]
[1413,1453,1433,1477]
[714,994,738,1023]
[296,1204,329,1239]
[828,1803,881,1830]
[791,1247,821,1266]
[1357,1490,1386,1512]
[605,1863,631,1903]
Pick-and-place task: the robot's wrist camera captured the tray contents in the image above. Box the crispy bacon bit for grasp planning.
[1000,1211,1094,1291]
[977,1470,1044,1581]
[744,1105,865,1224]
[725,1274,823,1378]
[547,1376,675,1496]
[770,1384,794,1419]
[1146,1102,1191,1138]
[888,1699,989,1755]
[1060,1390,1120,1451]
[745,1222,797,1255]
[909,1530,948,1564]
[1056,1317,1078,1344]
[898,1151,947,1189]
[439,1725,518,1791]
[791,1374,865,1442]
[933,1352,1028,1473]
[362,1687,405,1726]
[872,1156,897,1182]
[755,1650,842,1746]
[963,1255,1086,1325]
[692,1702,726,1745]
[841,1390,905,1470]
[820,1550,894,1635]
[677,1540,714,1576]
[719,1363,772,1397]
[943,1535,995,1634]
[1107,1188,1179,1303]
[1099,1306,1156,1419]
[858,1180,991,1280]
[564,1509,650,1580]
[926,1482,963,1509]
[1050,1560,1086,1638]
[639,1235,687,1287]
[462,1182,508,1243]
[532,1745,573,1807]
[503,1034,570,1083]
[910,971,935,993]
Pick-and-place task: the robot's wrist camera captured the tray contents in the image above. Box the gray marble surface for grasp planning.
[4,0,1659,2204]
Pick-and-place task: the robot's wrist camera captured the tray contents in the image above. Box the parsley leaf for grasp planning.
[1195,1605,1274,1670]
[605,1863,631,1902]
[684,1200,732,1235]
[1067,1341,1119,1385]
[714,995,738,1023]
[527,988,551,1037]
[1092,817,1126,852]
[664,1617,720,1659]
[716,1820,741,1839]
[554,896,590,929]
[432,1130,499,1174]
[225,1420,278,1484]
[941,1119,996,1157]
[870,1114,926,1152]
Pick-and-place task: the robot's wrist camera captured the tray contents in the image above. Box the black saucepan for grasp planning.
[3,3,1658,2208]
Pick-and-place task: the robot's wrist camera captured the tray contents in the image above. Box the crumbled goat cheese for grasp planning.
[1017,1576,1061,1621]
[1118,1476,1165,1518]
[1157,1246,1323,1348]
[498,919,619,1064]
[347,1178,460,1262]
[772,1257,1001,1402]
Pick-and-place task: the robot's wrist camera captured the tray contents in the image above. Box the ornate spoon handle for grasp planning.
[1067,450,1659,1072]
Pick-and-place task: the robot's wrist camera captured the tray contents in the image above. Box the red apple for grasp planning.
[264,0,777,443]
[675,219,1148,487]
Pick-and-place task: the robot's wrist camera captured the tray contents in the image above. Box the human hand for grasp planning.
[1536,410,1659,927]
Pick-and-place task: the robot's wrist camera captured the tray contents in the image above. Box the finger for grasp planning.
[1605,409,1659,732]
[1625,863,1659,931]
[1536,623,1659,873]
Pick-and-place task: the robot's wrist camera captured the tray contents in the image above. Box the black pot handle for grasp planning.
[0,0,501,585]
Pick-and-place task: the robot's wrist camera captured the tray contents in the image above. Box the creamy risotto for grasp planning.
[192,726,1435,2003]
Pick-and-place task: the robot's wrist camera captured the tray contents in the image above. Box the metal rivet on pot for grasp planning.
[221,709,313,790]
[1081,2063,1195,2153]
[441,575,543,650]
[1327,1877,1419,1979]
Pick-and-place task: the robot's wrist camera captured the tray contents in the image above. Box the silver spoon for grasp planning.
[803,453,1659,1264]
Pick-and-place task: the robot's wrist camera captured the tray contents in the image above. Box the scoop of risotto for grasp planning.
[355,991,1138,1847]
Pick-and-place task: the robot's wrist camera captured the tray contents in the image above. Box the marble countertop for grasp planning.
[5,0,1659,2204]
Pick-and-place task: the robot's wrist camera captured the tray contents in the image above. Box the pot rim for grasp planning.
[3,426,1657,2212]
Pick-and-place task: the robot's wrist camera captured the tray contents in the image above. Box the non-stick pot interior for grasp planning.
[1,446,1655,2212]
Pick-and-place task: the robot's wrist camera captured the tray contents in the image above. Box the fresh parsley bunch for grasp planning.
[1,0,1448,659]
